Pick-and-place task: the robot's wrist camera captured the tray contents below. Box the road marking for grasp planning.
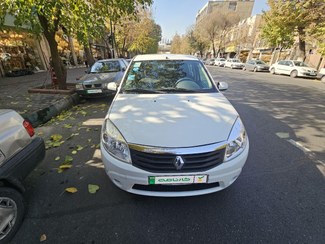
[287,139,312,153]
[288,139,325,176]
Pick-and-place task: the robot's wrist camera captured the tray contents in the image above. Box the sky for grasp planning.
[152,0,269,42]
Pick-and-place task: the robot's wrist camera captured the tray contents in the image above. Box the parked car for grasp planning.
[0,109,45,242]
[100,54,249,197]
[206,58,215,65]
[269,60,317,78]
[75,58,128,97]
[225,59,245,69]
[214,58,226,67]
[317,68,325,83]
[244,59,270,72]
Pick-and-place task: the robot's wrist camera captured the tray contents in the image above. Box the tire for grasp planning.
[290,70,298,78]
[253,67,257,72]
[0,187,25,243]
[321,76,325,83]
[270,68,275,74]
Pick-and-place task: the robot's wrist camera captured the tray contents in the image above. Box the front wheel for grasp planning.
[321,76,325,83]
[270,68,275,74]
[0,187,25,243]
[290,70,298,78]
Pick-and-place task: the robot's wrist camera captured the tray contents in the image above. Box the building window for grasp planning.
[229,1,237,11]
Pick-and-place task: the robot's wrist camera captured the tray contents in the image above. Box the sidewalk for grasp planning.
[0,67,86,127]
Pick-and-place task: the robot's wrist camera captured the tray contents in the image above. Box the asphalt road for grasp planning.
[13,67,325,243]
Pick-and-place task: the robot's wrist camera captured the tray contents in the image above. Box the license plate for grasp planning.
[87,89,102,94]
[148,175,208,185]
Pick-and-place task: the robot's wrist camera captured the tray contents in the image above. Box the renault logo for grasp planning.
[173,156,185,170]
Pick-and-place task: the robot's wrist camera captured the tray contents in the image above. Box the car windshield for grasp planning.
[256,60,266,64]
[293,61,308,67]
[232,60,240,63]
[90,61,120,73]
[220,58,226,61]
[120,60,216,93]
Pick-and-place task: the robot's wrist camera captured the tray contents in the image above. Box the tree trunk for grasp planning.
[212,41,216,58]
[84,43,95,67]
[297,27,306,61]
[38,13,67,89]
[68,36,78,66]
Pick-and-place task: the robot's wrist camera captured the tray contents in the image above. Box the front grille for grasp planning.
[84,84,102,88]
[130,147,225,173]
[132,182,220,192]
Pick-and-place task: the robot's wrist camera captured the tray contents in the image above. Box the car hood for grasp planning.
[78,72,122,84]
[108,93,239,148]
[297,67,317,72]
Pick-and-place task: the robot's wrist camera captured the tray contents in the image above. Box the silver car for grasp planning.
[75,59,128,97]
[244,60,270,72]
[0,109,45,242]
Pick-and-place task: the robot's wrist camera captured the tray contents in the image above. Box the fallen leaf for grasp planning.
[55,156,60,161]
[76,145,83,151]
[63,124,72,129]
[88,184,100,194]
[65,156,73,163]
[88,139,92,143]
[65,187,78,193]
[71,150,77,154]
[59,164,72,169]
[40,234,47,242]
[51,134,63,141]
[57,168,63,173]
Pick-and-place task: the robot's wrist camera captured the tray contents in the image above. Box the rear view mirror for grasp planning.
[217,81,228,91]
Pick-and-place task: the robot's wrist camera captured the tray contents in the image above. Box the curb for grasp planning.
[23,93,80,127]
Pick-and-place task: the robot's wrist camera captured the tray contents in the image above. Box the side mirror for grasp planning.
[85,68,90,74]
[107,82,117,91]
[217,81,228,91]
[121,67,126,72]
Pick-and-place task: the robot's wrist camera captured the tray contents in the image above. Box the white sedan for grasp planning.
[269,60,317,78]
[100,54,249,197]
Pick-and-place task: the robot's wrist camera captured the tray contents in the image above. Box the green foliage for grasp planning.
[262,0,325,57]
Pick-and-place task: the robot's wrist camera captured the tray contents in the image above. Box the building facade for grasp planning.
[196,0,255,23]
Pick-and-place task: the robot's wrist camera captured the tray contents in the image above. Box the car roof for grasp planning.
[95,58,125,62]
[133,54,199,62]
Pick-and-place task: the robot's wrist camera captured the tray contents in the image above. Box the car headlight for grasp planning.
[225,117,247,161]
[76,84,83,90]
[101,119,131,163]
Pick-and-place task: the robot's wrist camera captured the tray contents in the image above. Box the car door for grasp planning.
[283,61,293,75]
[276,61,286,74]
[248,61,255,71]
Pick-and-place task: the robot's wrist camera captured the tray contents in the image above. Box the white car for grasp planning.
[100,54,249,197]
[317,68,325,83]
[225,59,245,69]
[269,60,317,78]
[214,58,226,67]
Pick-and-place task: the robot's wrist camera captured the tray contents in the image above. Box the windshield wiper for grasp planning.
[122,88,161,94]
[157,88,198,93]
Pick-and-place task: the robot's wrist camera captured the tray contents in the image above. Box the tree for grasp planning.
[186,26,207,57]
[0,0,152,89]
[116,9,161,55]
[262,0,325,60]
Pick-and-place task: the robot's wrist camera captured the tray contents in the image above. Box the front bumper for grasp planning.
[100,141,249,197]
[257,67,270,72]
[231,65,244,69]
[76,89,115,97]
[300,72,317,77]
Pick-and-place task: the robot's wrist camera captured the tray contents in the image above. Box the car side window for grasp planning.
[278,61,285,65]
